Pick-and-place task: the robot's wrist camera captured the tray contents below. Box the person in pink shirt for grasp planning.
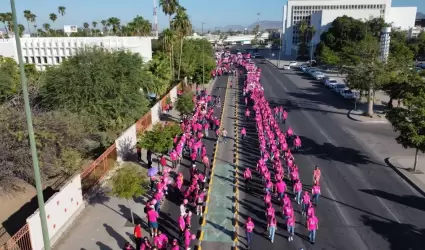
[268,215,277,243]
[283,203,293,223]
[266,202,275,219]
[286,215,295,241]
[283,109,288,124]
[201,145,207,158]
[154,231,168,249]
[170,150,178,169]
[307,215,319,244]
[245,217,255,248]
[275,179,286,200]
[146,207,159,237]
[202,155,210,173]
[301,191,311,216]
[170,239,180,250]
[241,127,247,140]
[293,136,302,151]
[178,215,186,243]
[243,168,252,190]
[184,227,192,250]
[306,203,315,222]
[294,179,303,204]
[140,237,152,250]
[312,183,321,206]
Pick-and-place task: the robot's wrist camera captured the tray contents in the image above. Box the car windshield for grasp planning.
[336,84,346,88]
[329,80,337,83]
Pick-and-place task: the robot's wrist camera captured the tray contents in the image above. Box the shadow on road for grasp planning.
[359,189,425,212]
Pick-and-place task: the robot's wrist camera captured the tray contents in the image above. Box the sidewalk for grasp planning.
[53,109,181,250]
[387,156,425,197]
[201,77,235,250]
[53,78,222,250]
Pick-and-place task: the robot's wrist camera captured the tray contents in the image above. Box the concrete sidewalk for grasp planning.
[387,156,425,197]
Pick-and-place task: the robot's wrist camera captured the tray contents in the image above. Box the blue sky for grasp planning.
[0,0,423,30]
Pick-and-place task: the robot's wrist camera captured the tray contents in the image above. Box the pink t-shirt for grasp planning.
[312,185,321,194]
[302,194,311,204]
[294,182,302,192]
[276,181,286,193]
[170,151,177,161]
[147,209,158,222]
[307,216,318,231]
[178,216,186,230]
[287,216,295,226]
[246,221,254,232]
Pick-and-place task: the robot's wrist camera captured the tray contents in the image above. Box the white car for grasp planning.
[341,89,360,99]
[289,61,297,66]
[325,79,338,88]
[283,65,291,70]
[313,71,325,80]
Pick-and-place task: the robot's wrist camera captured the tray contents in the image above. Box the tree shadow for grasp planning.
[360,215,425,250]
[294,135,381,167]
[359,189,425,212]
[205,219,234,238]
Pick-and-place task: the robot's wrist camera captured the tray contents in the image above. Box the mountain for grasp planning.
[417,12,425,19]
[193,20,281,33]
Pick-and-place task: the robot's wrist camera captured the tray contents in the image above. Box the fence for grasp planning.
[0,83,181,250]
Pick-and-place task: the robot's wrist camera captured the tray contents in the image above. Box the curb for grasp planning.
[347,110,389,124]
[385,157,425,197]
[197,76,231,249]
[233,74,240,250]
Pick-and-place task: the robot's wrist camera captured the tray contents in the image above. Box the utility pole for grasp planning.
[202,22,205,85]
[9,0,51,249]
[153,0,159,37]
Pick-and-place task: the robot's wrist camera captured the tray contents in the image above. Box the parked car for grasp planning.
[341,89,360,99]
[321,76,330,84]
[300,65,309,72]
[313,71,325,80]
[333,83,347,93]
[307,69,318,76]
[289,61,297,66]
[283,65,291,70]
[325,79,338,88]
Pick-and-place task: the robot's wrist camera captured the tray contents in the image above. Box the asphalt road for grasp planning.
[235,61,425,250]
[158,76,228,248]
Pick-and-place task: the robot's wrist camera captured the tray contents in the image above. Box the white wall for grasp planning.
[0,39,17,60]
[150,101,161,124]
[170,86,178,102]
[27,175,84,250]
[387,7,417,30]
[115,124,137,163]
[0,36,153,70]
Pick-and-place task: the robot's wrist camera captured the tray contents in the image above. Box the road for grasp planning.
[157,75,229,248]
[235,60,425,250]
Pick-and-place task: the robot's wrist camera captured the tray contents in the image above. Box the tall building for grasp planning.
[0,36,154,70]
[282,0,417,56]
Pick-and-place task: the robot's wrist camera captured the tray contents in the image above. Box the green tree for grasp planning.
[171,6,192,80]
[175,92,194,116]
[42,23,50,33]
[58,6,66,16]
[124,16,152,36]
[138,123,181,155]
[110,164,148,224]
[49,13,57,23]
[316,44,341,70]
[23,10,32,34]
[159,28,175,79]
[107,17,121,35]
[345,34,387,116]
[0,56,19,101]
[40,47,150,132]
[386,76,425,171]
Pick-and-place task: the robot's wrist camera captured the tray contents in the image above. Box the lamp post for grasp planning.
[202,22,206,85]
[9,0,51,249]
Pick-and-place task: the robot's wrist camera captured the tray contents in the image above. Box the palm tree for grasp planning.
[0,13,8,36]
[83,22,89,35]
[4,12,13,35]
[159,0,179,27]
[107,17,121,35]
[101,20,107,35]
[18,24,25,37]
[171,7,192,80]
[58,6,66,16]
[127,16,152,36]
[92,21,97,29]
[159,28,175,79]
[30,14,37,34]
[42,23,51,33]
[49,13,57,22]
[23,10,32,34]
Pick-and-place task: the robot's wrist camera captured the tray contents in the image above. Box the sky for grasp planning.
[0,0,423,31]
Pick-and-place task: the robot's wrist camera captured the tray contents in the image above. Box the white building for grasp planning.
[282,0,417,56]
[0,36,154,70]
[409,26,425,38]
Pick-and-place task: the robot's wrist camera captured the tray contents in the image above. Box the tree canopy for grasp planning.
[137,123,182,154]
[175,91,194,116]
[40,47,151,132]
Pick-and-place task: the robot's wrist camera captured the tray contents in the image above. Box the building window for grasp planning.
[55,56,60,63]
[43,57,47,64]
[37,57,41,64]
[31,56,35,63]
[24,56,29,63]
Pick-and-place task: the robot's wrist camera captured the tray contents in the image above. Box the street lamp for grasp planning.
[9,0,51,249]
[202,22,206,85]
